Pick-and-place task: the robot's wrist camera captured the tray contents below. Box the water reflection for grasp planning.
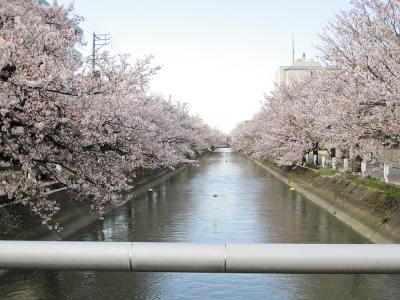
[1,149,400,299]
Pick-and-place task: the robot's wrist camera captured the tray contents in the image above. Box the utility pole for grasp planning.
[92,32,111,76]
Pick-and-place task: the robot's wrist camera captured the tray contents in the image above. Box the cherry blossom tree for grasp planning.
[0,0,224,228]
[319,0,400,156]
[231,0,400,169]
[230,113,264,156]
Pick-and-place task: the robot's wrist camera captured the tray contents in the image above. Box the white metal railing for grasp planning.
[0,241,400,274]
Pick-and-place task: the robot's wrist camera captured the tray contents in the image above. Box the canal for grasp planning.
[1,149,400,299]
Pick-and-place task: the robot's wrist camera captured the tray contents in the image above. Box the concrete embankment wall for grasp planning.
[0,165,187,241]
[253,159,400,244]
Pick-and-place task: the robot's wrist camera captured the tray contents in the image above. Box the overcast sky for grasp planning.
[55,0,351,133]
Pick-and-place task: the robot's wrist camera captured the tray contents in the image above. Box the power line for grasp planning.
[84,17,110,33]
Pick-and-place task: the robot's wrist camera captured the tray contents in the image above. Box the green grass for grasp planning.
[67,174,77,182]
[311,167,400,201]
[386,187,400,199]
[343,175,400,221]
[380,214,391,224]
[347,175,400,200]
[316,168,337,177]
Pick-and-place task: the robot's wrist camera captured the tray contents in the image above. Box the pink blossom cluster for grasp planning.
[231,0,400,166]
[0,0,225,227]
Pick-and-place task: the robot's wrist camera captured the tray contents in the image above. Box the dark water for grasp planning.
[1,149,400,300]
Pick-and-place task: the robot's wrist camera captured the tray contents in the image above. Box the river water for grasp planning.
[1,149,400,299]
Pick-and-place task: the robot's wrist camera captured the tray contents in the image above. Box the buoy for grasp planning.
[148,188,153,192]
[290,187,295,191]
[213,194,218,197]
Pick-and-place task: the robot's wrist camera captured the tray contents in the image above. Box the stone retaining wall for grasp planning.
[0,165,187,241]
[253,159,400,243]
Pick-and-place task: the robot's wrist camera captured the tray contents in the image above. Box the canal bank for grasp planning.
[0,162,189,241]
[252,159,400,243]
[2,149,400,300]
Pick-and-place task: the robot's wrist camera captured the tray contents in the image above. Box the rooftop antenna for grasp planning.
[292,35,295,64]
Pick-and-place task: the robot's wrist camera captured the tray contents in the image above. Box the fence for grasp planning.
[0,241,400,274]
[305,151,400,185]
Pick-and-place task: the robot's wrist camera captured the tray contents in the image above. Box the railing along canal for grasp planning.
[0,241,399,274]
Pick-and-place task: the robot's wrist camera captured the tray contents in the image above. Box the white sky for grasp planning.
[55,0,351,133]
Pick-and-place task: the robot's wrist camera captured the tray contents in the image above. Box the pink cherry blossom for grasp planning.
[0,0,225,227]
[231,0,400,166]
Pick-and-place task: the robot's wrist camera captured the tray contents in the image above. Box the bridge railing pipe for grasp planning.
[0,241,400,274]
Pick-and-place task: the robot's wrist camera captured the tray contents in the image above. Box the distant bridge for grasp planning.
[0,241,399,274]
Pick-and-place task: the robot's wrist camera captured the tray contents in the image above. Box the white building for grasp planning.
[275,53,320,87]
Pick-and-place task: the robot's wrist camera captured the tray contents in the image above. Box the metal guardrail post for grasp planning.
[0,241,400,274]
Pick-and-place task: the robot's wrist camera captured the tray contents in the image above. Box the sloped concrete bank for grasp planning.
[0,164,188,241]
[253,159,400,243]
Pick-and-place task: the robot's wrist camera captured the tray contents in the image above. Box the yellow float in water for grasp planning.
[290,187,295,191]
